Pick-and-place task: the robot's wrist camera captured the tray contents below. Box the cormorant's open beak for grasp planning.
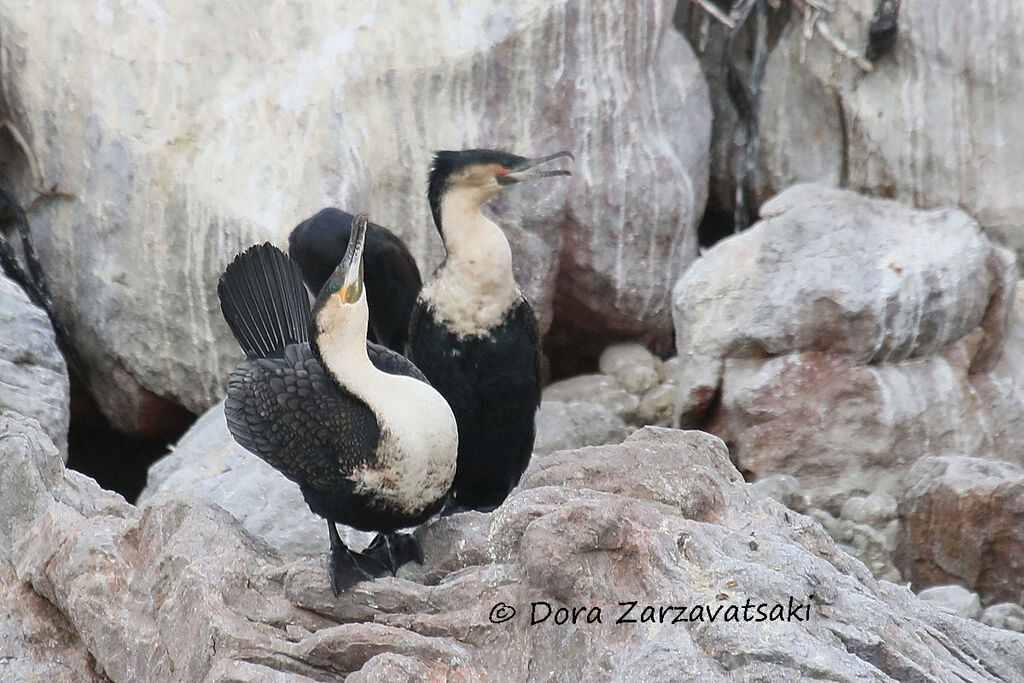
[335,213,367,304]
[497,151,574,186]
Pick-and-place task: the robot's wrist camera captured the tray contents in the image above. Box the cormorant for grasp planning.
[288,208,422,352]
[410,149,572,512]
[218,214,458,594]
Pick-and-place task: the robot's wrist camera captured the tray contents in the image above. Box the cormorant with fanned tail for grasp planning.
[289,208,421,352]
[410,149,573,512]
[218,214,457,595]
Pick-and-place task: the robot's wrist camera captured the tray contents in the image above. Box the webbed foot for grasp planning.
[327,522,391,596]
[364,532,424,574]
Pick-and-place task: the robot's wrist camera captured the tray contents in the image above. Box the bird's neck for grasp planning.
[313,294,457,515]
[421,191,522,337]
[314,296,375,387]
[438,190,514,279]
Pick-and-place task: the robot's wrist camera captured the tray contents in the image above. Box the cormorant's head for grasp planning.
[427,149,573,234]
[311,213,368,341]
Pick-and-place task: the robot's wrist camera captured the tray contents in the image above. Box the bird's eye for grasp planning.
[329,283,341,293]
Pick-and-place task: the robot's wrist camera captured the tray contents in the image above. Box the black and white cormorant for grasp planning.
[218,214,458,594]
[410,149,572,512]
[288,208,422,352]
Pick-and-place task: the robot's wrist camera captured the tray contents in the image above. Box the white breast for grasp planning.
[347,372,458,515]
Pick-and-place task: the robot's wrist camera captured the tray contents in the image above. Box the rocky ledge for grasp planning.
[3,411,1023,681]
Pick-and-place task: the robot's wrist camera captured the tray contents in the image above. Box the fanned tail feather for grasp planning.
[218,242,311,358]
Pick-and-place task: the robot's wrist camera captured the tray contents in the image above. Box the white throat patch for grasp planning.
[419,189,522,338]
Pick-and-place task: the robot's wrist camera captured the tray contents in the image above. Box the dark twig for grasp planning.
[724,0,769,232]
[0,184,85,376]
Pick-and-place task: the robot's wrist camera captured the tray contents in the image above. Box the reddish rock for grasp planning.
[896,456,1024,606]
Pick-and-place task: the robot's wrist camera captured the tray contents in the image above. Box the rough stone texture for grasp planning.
[749,474,809,514]
[897,456,1024,606]
[917,586,984,621]
[636,382,677,427]
[841,493,898,530]
[6,413,1024,681]
[753,1,1024,260]
[672,185,1018,507]
[0,0,709,431]
[597,342,661,396]
[981,603,1024,634]
[0,562,104,682]
[0,274,69,458]
[533,400,631,458]
[542,374,640,424]
[970,282,1024,466]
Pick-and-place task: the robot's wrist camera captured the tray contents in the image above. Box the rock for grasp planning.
[970,282,1024,466]
[533,400,630,458]
[981,603,1024,634]
[916,585,984,621]
[0,274,69,458]
[749,474,808,514]
[897,456,1024,606]
[672,185,1017,507]
[542,374,639,424]
[658,355,682,384]
[636,382,677,427]
[841,493,898,529]
[830,519,902,584]
[6,414,1024,679]
[752,0,1024,260]
[138,401,369,560]
[0,562,104,682]
[597,342,660,395]
[0,1,709,431]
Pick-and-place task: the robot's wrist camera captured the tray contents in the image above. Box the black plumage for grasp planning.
[408,297,541,510]
[289,208,421,351]
[218,231,452,594]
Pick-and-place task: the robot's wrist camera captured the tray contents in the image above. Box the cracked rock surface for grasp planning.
[4,412,1023,680]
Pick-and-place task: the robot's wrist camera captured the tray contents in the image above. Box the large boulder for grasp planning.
[897,456,1024,606]
[672,184,1018,508]
[753,0,1024,257]
[0,0,709,432]
[5,412,1024,680]
[0,274,69,457]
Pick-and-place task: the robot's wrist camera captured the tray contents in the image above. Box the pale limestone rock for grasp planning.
[754,0,1024,260]
[542,374,639,423]
[672,185,1017,508]
[0,0,709,430]
[749,474,809,514]
[917,585,984,621]
[636,382,677,427]
[597,342,660,395]
[0,275,69,458]
[533,400,630,458]
[981,603,1024,634]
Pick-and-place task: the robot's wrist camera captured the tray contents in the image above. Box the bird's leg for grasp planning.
[327,521,390,596]
[364,532,424,573]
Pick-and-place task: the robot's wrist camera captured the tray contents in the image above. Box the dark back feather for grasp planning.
[218,242,311,359]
